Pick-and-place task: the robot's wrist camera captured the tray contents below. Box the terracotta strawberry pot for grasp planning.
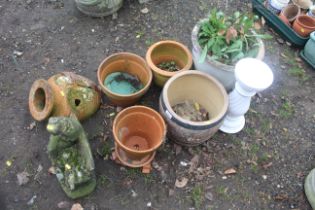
[159,71,228,146]
[97,52,152,107]
[29,72,101,121]
[279,4,300,25]
[293,15,315,37]
[146,40,193,87]
[112,106,166,173]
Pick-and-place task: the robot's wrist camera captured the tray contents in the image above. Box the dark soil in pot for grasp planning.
[157,61,181,72]
[172,100,210,122]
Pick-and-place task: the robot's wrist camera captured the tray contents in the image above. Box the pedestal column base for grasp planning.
[219,115,245,134]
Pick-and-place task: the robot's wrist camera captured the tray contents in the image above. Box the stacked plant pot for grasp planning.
[265,0,315,37]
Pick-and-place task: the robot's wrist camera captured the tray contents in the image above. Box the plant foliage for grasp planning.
[198,9,272,65]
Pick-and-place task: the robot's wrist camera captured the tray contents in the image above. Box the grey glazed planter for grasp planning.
[75,0,123,17]
[159,71,228,146]
[191,19,265,92]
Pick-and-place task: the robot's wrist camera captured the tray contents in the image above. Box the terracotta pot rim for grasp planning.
[281,4,300,21]
[162,70,228,127]
[97,52,153,98]
[28,79,54,121]
[145,40,193,77]
[295,15,315,29]
[113,105,166,154]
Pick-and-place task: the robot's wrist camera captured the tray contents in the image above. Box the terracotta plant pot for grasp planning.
[75,0,123,17]
[159,71,228,146]
[279,4,301,25]
[293,15,315,37]
[112,106,166,173]
[29,72,101,121]
[146,40,193,87]
[191,19,265,92]
[97,52,152,107]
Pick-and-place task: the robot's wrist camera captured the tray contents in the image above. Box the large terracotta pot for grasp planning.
[146,40,193,87]
[75,0,123,17]
[191,19,265,92]
[159,71,228,146]
[279,4,301,25]
[29,72,101,121]
[112,106,166,173]
[97,52,152,107]
[293,15,315,37]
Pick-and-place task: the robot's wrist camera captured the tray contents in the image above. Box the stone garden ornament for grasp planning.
[47,116,96,199]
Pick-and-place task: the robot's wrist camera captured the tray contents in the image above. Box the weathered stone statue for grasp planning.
[75,0,123,17]
[47,116,96,199]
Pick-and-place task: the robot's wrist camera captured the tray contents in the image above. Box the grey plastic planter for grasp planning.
[191,19,265,92]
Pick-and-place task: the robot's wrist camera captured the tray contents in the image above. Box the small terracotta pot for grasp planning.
[97,52,152,107]
[112,106,166,171]
[293,15,315,37]
[279,4,301,25]
[29,72,101,121]
[146,40,193,87]
[159,71,228,146]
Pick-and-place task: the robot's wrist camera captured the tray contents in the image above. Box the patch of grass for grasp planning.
[215,186,229,200]
[250,144,260,155]
[136,31,144,39]
[288,66,309,81]
[251,164,258,173]
[98,174,110,187]
[191,185,204,209]
[244,126,255,136]
[143,174,154,185]
[257,153,270,164]
[145,38,154,46]
[278,100,294,118]
[125,168,141,178]
[97,142,112,157]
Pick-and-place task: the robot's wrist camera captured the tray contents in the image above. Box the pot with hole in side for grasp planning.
[29,72,101,121]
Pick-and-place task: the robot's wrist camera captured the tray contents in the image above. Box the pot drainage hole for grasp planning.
[104,72,144,95]
[172,100,210,122]
[121,131,150,151]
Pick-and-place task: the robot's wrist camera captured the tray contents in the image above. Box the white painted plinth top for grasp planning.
[235,58,274,93]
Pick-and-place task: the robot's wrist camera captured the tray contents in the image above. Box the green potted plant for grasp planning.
[192,9,271,91]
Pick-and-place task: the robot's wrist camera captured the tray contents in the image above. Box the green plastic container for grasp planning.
[252,0,309,47]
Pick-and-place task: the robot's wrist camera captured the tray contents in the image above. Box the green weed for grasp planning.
[191,185,204,209]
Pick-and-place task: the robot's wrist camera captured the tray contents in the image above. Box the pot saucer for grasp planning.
[112,144,155,173]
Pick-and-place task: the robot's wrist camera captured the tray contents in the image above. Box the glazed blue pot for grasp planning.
[304,31,315,65]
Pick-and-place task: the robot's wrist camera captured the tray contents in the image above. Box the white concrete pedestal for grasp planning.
[220,58,274,134]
